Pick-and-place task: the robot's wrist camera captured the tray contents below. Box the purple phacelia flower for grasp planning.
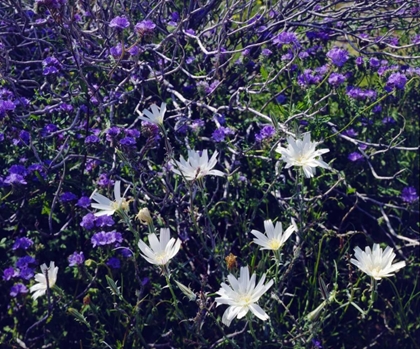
[119,137,136,146]
[77,196,91,208]
[256,125,275,142]
[97,174,114,187]
[346,86,377,100]
[18,267,34,280]
[80,213,96,230]
[110,43,123,58]
[91,231,122,248]
[107,257,121,269]
[68,251,85,266]
[60,192,78,202]
[85,135,100,144]
[369,57,380,68]
[273,31,300,48]
[382,116,396,124]
[12,237,33,250]
[261,48,272,57]
[342,128,358,137]
[124,129,140,138]
[10,283,28,297]
[355,56,364,65]
[328,72,346,86]
[109,16,130,29]
[348,152,364,162]
[386,72,407,90]
[4,173,27,185]
[135,20,156,35]
[3,267,17,281]
[16,256,36,268]
[120,248,133,258]
[95,215,115,227]
[326,47,349,67]
[189,119,205,131]
[212,127,234,142]
[401,187,418,203]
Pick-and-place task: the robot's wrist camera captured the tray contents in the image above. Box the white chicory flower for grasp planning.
[350,243,406,280]
[215,266,274,327]
[29,261,59,300]
[138,228,182,266]
[250,219,297,251]
[138,102,166,125]
[90,180,130,216]
[171,149,224,181]
[276,132,330,178]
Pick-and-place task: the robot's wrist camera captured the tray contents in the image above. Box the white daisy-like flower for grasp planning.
[350,243,406,280]
[90,180,130,217]
[250,219,297,251]
[29,261,58,300]
[171,149,224,181]
[215,266,274,327]
[138,102,166,125]
[276,132,330,178]
[138,228,182,266]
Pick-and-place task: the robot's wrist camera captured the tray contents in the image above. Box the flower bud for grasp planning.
[136,207,152,225]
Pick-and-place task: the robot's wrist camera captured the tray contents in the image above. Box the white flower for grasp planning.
[138,228,182,265]
[90,180,130,216]
[276,132,330,178]
[138,102,166,125]
[350,243,406,280]
[29,261,58,300]
[215,266,274,327]
[250,219,297,251]
[171,149,224,181]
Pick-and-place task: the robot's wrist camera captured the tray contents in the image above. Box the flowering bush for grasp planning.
[0,0,419,348]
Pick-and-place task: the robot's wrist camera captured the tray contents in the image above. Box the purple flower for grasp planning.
[135,20,156,34]
[60,103,73,113]
[80,213,96,230]
[0,100,16,119]
[326,47,349,67]
[107,257,121,269]
[85,135,100,144]
[273,31,300,48]
[12,237,33,250]
[97,174,114,187]
[119,137,136,146]
[91,231,122,248]
[401,187,418,203]
[342,128,358,137]
[106,126,121,140]
[76,196,91,208]
[382,116,396,124]
[369,57,380,68]
[276,94,286,104]
[16,256,36,269]
[109,16,130,29]
[355,56,364,66]
[120,248,133,258]
[212,127,234,142]
[312,339,323,348]
[60,192,78,202]
[9,165,27,176]
[346,86,377,100]
[3,267,17,281]
[189,119,205,131]
[261,48,272,57]
[110,43,123,58]
[10,283,28,297]
[386,72,407,90]
[68,251,85,266]
[348,152,364,162]
[127,45,140,56]
[95,215,115,227]
[328,73,346,87]
[256,125,275,142]
[297,69,324,87]
[125,129,140,138]
[4,173,27,185]
[412,34,420,44]
[18,267,34,280]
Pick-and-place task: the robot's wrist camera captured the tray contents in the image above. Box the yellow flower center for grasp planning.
[267,239,282,251]
[111,199,130,211]
[155,251,168,265]
[237,294,253,306]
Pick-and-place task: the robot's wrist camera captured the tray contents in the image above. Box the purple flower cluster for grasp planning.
[401,187,418,203]
[386,72,407,90]
[328,73,346,87]
[12,237,33,250]
[68,251,85,266]
[255,125,275,142]
[80,213,115,230]
[42,56,62,75]
[91,231,123,248]
[135,20,156,35]
[346,86,377,100]
[297,65,328,87]
[273,31,300,48]
[212,127,234,142]
[326,47,349,67]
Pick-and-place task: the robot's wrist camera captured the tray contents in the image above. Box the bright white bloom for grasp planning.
[250,219,297,251]
[276,132,330,178]
[29,261,58,300]
[215,266,274,327]
[171,149,224,181]
[138,102,166,125]
[90,180,130,216]
[350,243,406,280]
[138,228,181,265]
